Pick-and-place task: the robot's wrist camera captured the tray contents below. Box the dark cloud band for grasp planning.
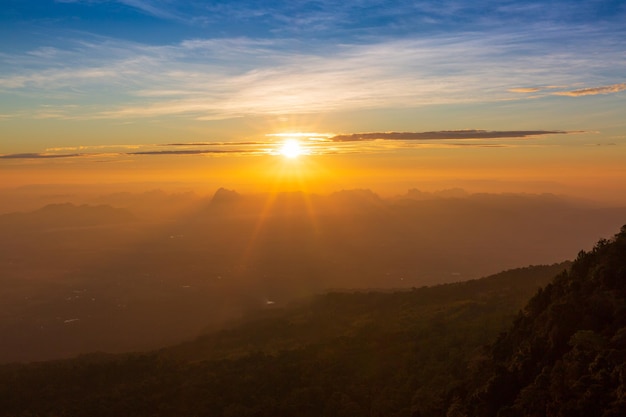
[0,153,83,159]
[330,130,570,142]
[128,149,241,156]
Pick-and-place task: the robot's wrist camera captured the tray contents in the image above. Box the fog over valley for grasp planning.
[1,186,624,363]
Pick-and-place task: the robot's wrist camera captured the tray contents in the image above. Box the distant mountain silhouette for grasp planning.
[211,187,241,204]
[401,187,469,200]
[329,188,382,204]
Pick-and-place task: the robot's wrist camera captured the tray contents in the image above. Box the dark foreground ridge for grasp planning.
[1,225,625,416]
[460,225,626,417]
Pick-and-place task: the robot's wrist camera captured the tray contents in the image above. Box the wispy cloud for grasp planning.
[0,153,84,159]
[1,23,625,121]
[330,130,571,142]
[1,142,266,160]
[128,149,245,156]
[116,0,180,20]
[45,144,143,152]
[552,83,626,97]
[163,142,265,146]
[55,0,183,21]
[0,127,585,162]
[508,87,542,93]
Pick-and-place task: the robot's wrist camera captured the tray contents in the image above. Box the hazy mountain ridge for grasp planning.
[1,189,625,363]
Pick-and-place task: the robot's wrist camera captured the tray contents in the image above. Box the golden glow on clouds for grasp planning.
[2,142,626,204]
[264,132,334,158]
[508,87,541,93]
[553,83,626,97]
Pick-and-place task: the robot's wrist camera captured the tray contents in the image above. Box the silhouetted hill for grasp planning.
[459,225,626,417]
[400,187,469,200]
[0,262,568,416]
[211,187,241,204]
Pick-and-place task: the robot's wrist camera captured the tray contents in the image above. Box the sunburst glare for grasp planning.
[279,139,303,158]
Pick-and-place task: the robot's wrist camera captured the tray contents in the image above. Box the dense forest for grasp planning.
[460,225,626,417]
[1,225,625,416]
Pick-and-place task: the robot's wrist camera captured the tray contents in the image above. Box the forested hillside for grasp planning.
[460,225,626,417]
[0,263,567,417]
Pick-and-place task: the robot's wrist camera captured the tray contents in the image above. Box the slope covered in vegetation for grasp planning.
[461,226,626,417]
[0,263,567,417]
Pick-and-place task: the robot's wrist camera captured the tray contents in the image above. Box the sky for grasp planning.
[1,0,626,200]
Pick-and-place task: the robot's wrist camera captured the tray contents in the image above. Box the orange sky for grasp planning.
[2,130,625,204]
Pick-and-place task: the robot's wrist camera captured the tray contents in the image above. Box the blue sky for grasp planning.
[4,1,625,42]
[1,0,625,152]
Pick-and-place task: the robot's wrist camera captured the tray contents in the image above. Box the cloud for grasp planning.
[1,143,264,160]
[92,32,626,119]
[45,144,143,152]
[0,129,584,163]
[2,22,626,120]
[553,83,626,97]
[163,142,264,146]
[116,0,188,21]
[508,87,542,93]
[127,149,245,155]
[0,153,83,159]
[55,0,183,21]
[329,130,570,142]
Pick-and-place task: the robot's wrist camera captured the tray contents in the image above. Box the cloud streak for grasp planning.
[0,143,265,160]
[552,83,626,97]
[0,128,586,162]
[330,130,571,142]
[1,23,625,121]
[508,87,542,93]
[128,149,246,156]
[0,153,84,159]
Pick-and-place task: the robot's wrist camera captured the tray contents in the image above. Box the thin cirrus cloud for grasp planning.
[54,0,182,21]
[0,129,582,161]
[1,143,264,159]
[50,1,626,37]
[507,83,626,97]
[0,153,84,159]
[553,83,626,97]
[1,22,625,121]
[115,0,181,20]
[508,87,542,93]
[127,149,250,156]
[329,130,571,142]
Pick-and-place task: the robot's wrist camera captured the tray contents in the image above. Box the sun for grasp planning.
[279,139,303,158]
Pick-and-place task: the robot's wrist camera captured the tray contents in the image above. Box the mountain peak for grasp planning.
[211,187,240,204]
